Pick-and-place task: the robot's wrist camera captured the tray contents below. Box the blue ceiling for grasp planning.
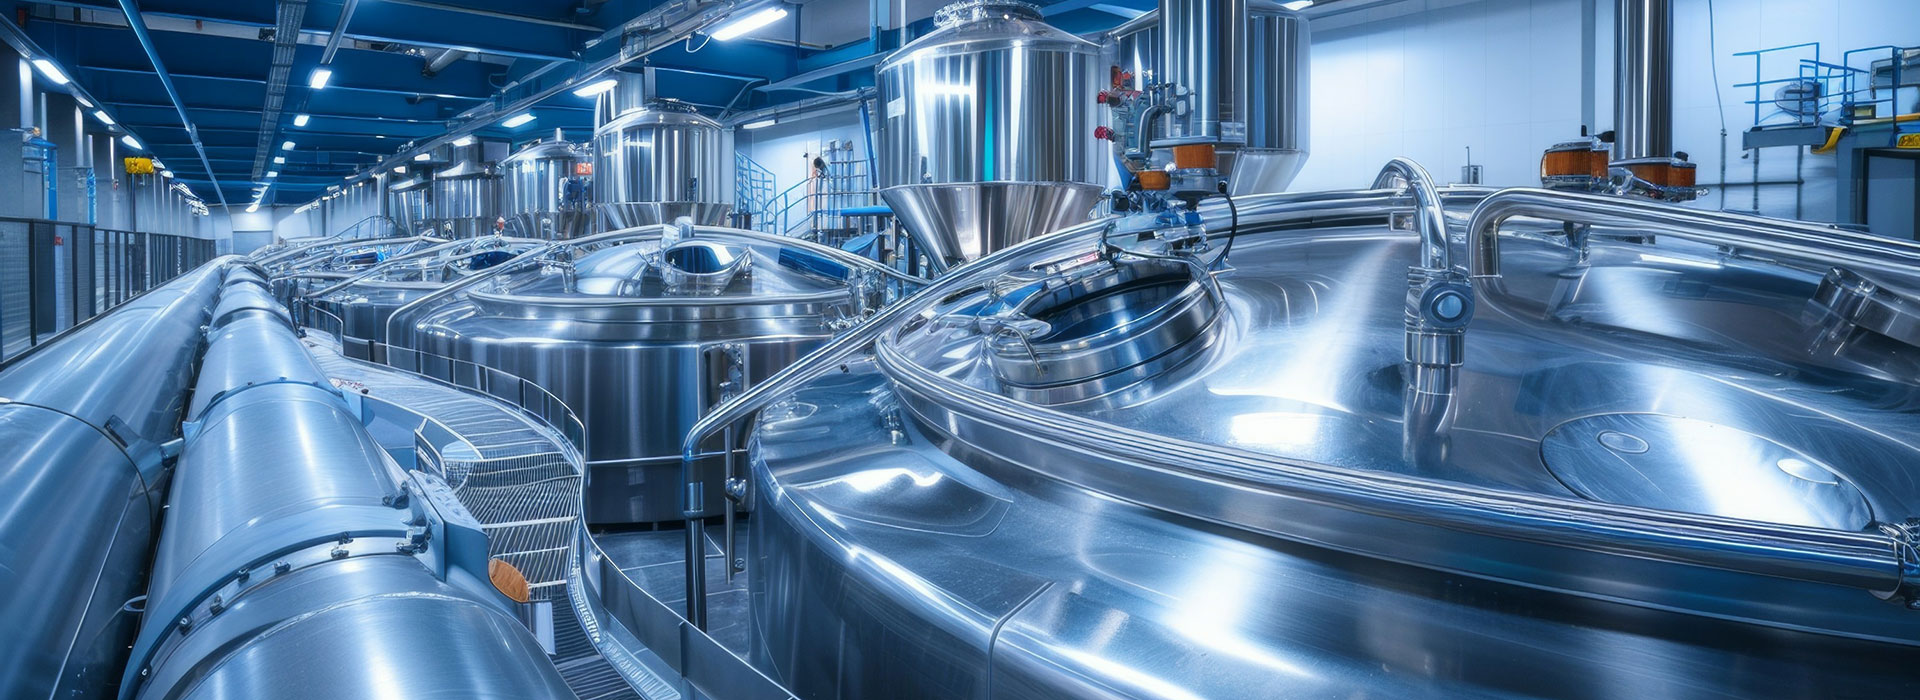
[8,0,1152,207]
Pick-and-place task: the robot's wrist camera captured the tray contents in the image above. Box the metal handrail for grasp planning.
[1467,188,1920,280]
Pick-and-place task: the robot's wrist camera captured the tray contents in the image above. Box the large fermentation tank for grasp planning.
[388,175,430,235]
[1108,0,1311,194]
[0,259,225,699]
[307,236,541,362]
[428,156,503,238]
[593,99,734,229]
[502,136,593,239]
[877,0,1105,267]
[398,227,874,525]
[736,178,1920,696]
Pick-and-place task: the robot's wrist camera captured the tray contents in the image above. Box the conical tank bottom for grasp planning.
[599,202,733,230]
[881,182,1103,266]
[506,211,594,239]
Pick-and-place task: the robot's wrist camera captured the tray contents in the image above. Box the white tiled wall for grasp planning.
[1292,0,1918,223]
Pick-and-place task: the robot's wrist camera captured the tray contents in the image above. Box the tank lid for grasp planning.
[935,0,1042,27]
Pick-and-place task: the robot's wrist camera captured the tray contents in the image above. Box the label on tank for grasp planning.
[886,97,904,119]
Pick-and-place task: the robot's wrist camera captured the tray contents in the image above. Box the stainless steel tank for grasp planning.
[0,259,225,699]
[307,236,542,362]
[876,0,1105,267]
[727,174,1920,696]
[396,226,883,525]
[502,136,593,239]
[428,158,503,239]
[1108,0,1311,194]
[592,99,734,229]
[119,272,573,699]
[388,175,430,235]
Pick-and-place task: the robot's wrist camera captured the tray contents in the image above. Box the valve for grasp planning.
[1093,126,1113,141]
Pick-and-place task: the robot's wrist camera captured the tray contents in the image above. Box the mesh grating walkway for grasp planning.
[306,339,582,598]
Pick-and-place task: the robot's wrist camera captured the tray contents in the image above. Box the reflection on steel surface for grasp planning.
[877,1,1104,265]
[724,170,1920,697]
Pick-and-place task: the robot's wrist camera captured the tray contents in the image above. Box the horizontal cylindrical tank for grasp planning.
[120,275,573,700]
[592,99,734,229]
[502,137,593,239]
[876,0,1106,266]
[0,259,227,699]
[1108,0,1311,194]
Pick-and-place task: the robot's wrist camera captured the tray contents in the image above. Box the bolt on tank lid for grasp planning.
[934,0,1043,27]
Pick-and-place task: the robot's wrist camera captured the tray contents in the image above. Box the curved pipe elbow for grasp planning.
[1372,158,1451,272]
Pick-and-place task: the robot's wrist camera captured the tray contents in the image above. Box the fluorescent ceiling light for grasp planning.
[451,135,474,147]
[93,110,115,126]
[273,156,286,164]
[500,112,536,128]
[121,135,141,150]
[281,140,296,150]
[392,166,407,174]
[246,202,260,213]
[75,95,92,108]
[293,114,311,127]
[1281,0,1313,9]
[375,134,386,139]
[159,170,173,178]
[572,78,618,98]
[31,59,69,85]
[413,153,431,161]
[711,7,788,41]
[741,118,778,130]
[308,68,332,89]
[266,171,279,178]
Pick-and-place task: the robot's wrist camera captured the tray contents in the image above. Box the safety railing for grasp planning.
[294,299,793,698]
[0,216,214,363]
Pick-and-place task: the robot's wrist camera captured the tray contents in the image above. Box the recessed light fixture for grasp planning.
[282,140,296,150]
[452,135,475,147]
[308,68,332,89]
[413,153,431,161]
[75,95,92,108]
[711,7,788,41]
[93,110,115,126]
[31,59,69,85]
[246,202,260,213]
[266,171,279,178]
[501,113,536,128]
[741,118,778,130]
[293,114,311,127]
[393,166,407,174]
[273,156,286,164]
[121,135,142,150]
[1281,0,1313,9]
[572,78,619,98]
[159,170,173,178]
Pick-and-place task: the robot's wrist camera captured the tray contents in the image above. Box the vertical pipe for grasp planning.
[1613,0,1673,162]
[1159,0,1241,144]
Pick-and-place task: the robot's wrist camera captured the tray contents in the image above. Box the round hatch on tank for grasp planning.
[984,257,1225,405]
[658,239,750,296]
[1541,413,1873,530]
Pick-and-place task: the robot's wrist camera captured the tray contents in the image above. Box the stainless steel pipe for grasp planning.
[1467,188,1920,280]
[1614,0,1674,161]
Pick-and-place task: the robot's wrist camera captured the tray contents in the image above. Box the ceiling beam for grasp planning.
[115,0,228,208]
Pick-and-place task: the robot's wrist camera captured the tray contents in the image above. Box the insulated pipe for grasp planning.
[0,259,228,700]
[1613,0,1673,162]
[119,276,574,700]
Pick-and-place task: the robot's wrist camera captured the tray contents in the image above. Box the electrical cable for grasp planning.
[1214,190,1240,265]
